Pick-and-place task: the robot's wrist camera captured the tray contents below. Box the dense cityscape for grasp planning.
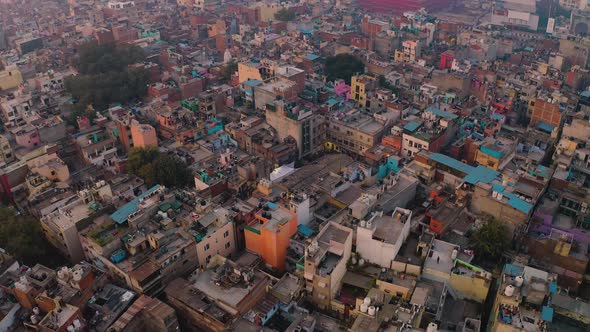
[0,0,589,331]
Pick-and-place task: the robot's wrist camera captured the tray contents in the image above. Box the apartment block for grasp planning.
[356,208,412,269]
[304,222,353,310]
[244,202,297,272]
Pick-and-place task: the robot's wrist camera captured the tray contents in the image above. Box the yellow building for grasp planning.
[351,74,377,107]
[0,65,23,91]
[449,260,492,303]
[474,137,516,171]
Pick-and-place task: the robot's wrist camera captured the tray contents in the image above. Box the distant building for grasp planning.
[0,65,23,91]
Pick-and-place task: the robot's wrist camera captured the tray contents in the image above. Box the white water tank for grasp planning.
[366,220,373,228]
[492,191,498,198]
[33,307,40,315]
[30,315,39,324]
[72,270,82,282]
[359,259,365,266]
[504,285,515,297]
[368,306,376,316]
[514,276,524,287]
[364,297,371,306]
[427,322,438,332]
[360,220,367,228]
[360,303,369,313]
[451,249,458,260]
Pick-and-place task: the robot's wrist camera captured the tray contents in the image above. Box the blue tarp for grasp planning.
[538,121,554,133]
[266,202,279,210]
[298,224,314,238]
[504,264,524,277]
[541,306,553,322]
[425,106,458,120]
[403,121,421,132]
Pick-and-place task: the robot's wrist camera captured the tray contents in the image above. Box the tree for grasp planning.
[128,147,193,188]
[65,42,149,119]
[470,218,510,262]
[378,75,400,96]
[0,208,67,267]
[275,8,296,22]
[223,60,238,81]
[325,54,365,84]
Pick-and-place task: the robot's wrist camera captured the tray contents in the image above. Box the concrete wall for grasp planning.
[449,273,490,303]
[196,221,235,267]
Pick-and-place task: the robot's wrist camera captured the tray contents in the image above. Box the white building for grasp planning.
[288,192,311,226]
[490,0,539,31]
[356,208,412,269]
[193,207,237,268]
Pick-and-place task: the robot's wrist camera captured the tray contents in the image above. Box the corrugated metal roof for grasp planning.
[425,106,458,120]
[403,120,421,132]
[110,185,161,224]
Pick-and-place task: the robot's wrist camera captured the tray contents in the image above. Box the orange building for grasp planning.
[244,203,297,272]
[130,120,158,148]
[530,98,561,128]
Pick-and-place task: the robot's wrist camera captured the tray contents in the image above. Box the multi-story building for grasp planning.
[530,97,562,129]
[356,208,412,269]
[130,120,158,149]
[474,136,518,171]
[265,100,325,158]
[40,190,102,263]
[401,107,458,158]
[165,253,267,331]
[188,207,237,268]
[489,263,556,332]
[351,74,378,107]
[491,0,540,31]
[304,222,353,310]
[0,135,14,166]
[395,40,421,63]
[244,202,297,272]
[75,128,118,167]
[327,110,386,156]
[0,65,23,91]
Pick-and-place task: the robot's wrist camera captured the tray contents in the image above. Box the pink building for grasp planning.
[333,81,351,101]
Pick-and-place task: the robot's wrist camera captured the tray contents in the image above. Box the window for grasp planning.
[204,243,210,251]
[225,242,231,249]
[205,255,211,264]
[223,230,229,238]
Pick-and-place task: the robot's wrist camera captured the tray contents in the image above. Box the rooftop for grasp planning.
[110,185,163,224]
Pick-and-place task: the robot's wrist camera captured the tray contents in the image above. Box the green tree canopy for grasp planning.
[128,147,193,188]
[77,41,146,75]
[223,60,238,81]
[325,54,365,84]
[65,42,149,120]
[275,8,296,22]
[470,218,511,262]
[0,208,66,267]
